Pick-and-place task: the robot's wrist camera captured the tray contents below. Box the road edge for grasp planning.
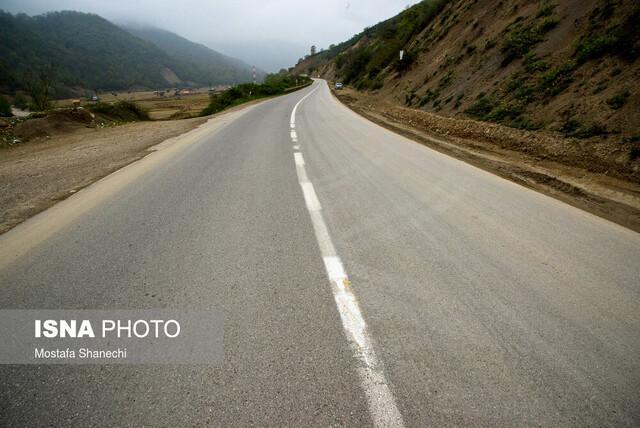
[328,86,640,233]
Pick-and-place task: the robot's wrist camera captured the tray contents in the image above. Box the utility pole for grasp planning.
[253,66,257,85]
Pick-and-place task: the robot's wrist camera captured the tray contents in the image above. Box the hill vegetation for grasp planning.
[295,0,639,139]
[201,73,311,116]
[122,26,261,86]
[0,10,256,98]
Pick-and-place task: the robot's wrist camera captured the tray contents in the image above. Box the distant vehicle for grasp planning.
[335,82,343,90]
[91,95,99,102]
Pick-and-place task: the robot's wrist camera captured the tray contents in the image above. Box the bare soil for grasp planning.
[0,116,208,234]
[333,87,640,232]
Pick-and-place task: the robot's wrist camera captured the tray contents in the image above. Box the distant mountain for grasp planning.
[0,10,257,95]
[122,26,263,86]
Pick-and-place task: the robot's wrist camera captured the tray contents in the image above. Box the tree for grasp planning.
[13,91,29,110]
[26,65,56,111]
[310,45,317,55]
[0,95,12,117]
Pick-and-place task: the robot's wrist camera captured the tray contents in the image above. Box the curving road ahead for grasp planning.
[1,80,639,426]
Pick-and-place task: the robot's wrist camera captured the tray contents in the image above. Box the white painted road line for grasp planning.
[300,181,322,212]
[293,145,300,150]
[290,84,405,428]
[290,83,320,129]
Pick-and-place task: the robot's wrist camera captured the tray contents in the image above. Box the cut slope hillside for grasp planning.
[295,0,639,175]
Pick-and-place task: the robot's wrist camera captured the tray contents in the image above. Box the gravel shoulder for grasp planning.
[0,117,209,234]
[333,87,640,232]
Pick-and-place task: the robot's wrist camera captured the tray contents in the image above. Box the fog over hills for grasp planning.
[0,10,258,95]
[0,0,420,72]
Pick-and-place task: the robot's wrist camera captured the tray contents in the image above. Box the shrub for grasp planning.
[536,4,555,18]
[606,90,631,109]
[465,93,494,118]
[501,15,559,65]
[201,74,311,116]
[13,91,29,110]
[560,119,582,135]
[523,53,549,73]
[419,89,439,107]
[575,12,640,63]
[405,91,417,106]
[561,119,607,138]
[484,39,497,51]
[394,49,417,72]
[538,60,577,97]
[575,34,617,63]
[87,100,149,121]
[437,71,455,90]
[511,117,543,130]
[356,77,384,90]
[504,74,535,103]
[486,101,523,122]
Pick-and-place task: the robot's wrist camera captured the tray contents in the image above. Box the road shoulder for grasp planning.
[331,87,640,233]
[0,100,268,235]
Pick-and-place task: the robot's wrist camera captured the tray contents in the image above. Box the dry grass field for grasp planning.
[54,87,223,120]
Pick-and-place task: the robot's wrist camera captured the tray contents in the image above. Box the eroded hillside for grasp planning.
[296,0,639,141]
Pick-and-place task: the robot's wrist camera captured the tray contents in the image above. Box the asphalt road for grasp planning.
[1,80,639,426]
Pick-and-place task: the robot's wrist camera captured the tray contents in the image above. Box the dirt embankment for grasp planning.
[0,116,208,234]
[333,87,640,232]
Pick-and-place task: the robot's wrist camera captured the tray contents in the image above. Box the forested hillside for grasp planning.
[0,10,255,96]
[122,26,262,86]
[296,0,639,138]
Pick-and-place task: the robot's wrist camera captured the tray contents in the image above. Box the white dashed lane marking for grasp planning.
[289,82,405,428]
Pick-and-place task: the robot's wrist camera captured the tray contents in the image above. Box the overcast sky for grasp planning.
[1,0,421,71]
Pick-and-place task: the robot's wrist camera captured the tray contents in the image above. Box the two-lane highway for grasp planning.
[1,80,639,426]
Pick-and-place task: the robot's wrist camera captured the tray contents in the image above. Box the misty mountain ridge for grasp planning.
[0,10,258,96]
[122,25,265,85]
